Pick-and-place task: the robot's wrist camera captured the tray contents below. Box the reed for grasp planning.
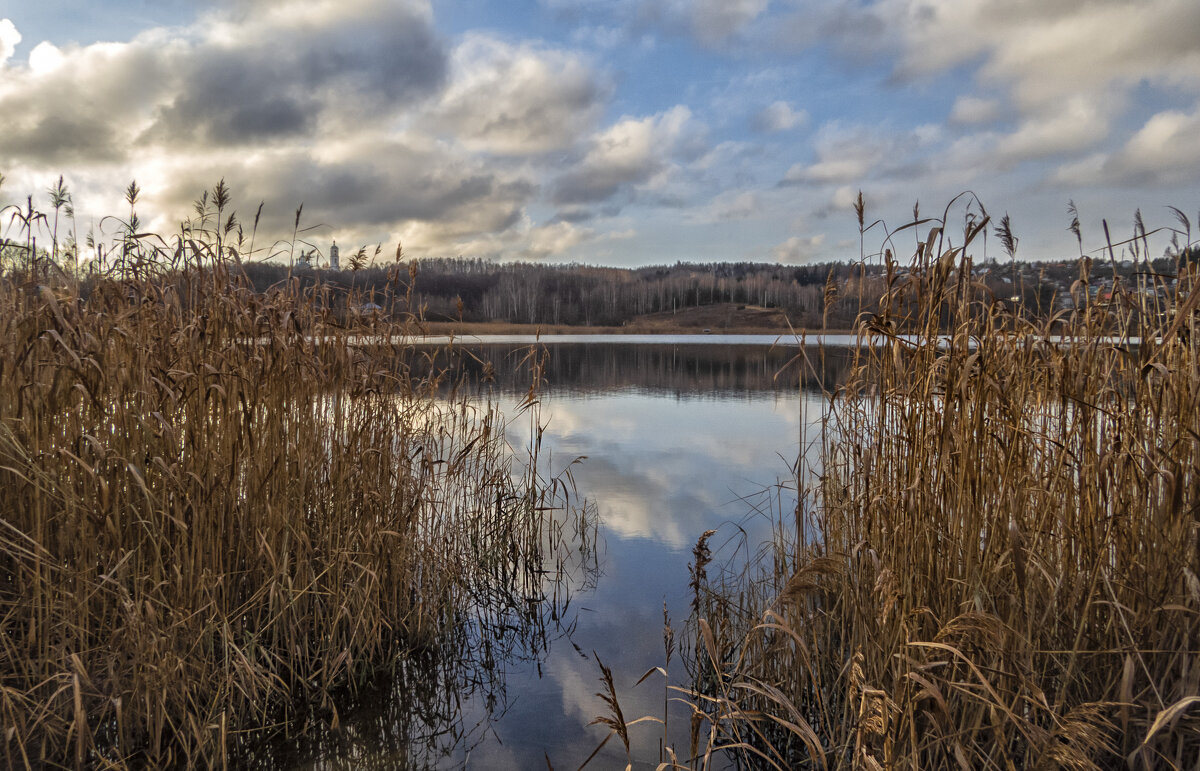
[678,197,1200,768]
[0,181,574,767]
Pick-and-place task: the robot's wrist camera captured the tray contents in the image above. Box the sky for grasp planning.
[1,0,1199,266]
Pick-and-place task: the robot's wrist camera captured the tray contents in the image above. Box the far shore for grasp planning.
[415,320,854,337]
[413,302,853,337]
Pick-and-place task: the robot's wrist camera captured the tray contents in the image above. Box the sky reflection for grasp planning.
[287,343,832,769]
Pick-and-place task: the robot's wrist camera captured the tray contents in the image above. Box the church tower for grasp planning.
[329,241,339,271]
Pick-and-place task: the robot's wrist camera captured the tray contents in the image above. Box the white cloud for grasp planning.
[695,190,760,222]
[427,35,606,155]
[851,0,1200,131]
[551,105,701,205]
[995,95,1111,163]
[526,220,592,258]
[949,95,1001,125]
[1055,106,1200,188]
[752,100,807,132]
[438,215,600,261]
[775,0,1200,190]
[773,234,826,263]
[831,186,858,211]
[27,41,65,73]
[0,18,20,66]
[783,123,899,185]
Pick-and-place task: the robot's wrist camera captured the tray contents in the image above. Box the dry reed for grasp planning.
[0,181,577,767]
[674,197,1200,769]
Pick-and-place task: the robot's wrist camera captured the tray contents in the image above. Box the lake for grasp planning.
[256,338,848,769]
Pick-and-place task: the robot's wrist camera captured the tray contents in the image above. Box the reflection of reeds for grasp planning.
[0,182,585,768]
[684,199,1200,768]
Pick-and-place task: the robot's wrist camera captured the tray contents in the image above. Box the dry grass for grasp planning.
[628,198,1200,769]
[0,181,578,768]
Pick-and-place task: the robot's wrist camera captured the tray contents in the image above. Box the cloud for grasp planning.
[426,35,606,155]
[772,234,826,264]
[694,190,760,223]
[446,216,598,261]
[838,0,1200,121]
[138,134,535,242]
[27,41,65,73]
[1,19,21,66]
[0,1,445,163]
[782,122,933,186]
[752,101,807,132]
[551,105,700,205]
[0,114,125,166]
[677,0,770,45]
[994,95,1111,164]
[526,221,592,258]
[0,1,594,261]
[541,0,768,45]
[144,1,446,146]
[778,0,1200,173]
[949,95,1001,125]
[1054,106,1200,188]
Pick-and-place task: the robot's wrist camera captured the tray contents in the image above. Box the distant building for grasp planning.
[330,241,339,271]
[296,249,313,269]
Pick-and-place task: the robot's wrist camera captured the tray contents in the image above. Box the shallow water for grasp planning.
[267,342,836,769]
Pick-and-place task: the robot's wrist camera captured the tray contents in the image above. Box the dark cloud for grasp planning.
[552,166,646,205]
[143,58,317,145]
[153,140,537,250]
[143,4,446,146]
[0,3,447,169]
[552,206,596,223]
[0,112,125,165]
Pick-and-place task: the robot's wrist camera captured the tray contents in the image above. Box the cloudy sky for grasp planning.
[2,0,1199,265]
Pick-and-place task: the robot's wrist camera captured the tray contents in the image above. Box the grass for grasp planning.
[589,196,1200,769]
[0,180,583,768]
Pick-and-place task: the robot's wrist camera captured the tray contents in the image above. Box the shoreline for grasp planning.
[415,320,855,337]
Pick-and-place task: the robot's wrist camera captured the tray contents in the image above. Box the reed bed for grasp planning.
[0,182,577,767]
[668,200,1200,769]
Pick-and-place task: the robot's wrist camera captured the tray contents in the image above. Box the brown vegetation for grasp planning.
[589,197,1200,769]
[0,181,579,767]
[687,202,1200,768]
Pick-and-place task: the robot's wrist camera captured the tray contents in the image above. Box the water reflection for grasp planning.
[280,342,842,769]
[430,342,855,396]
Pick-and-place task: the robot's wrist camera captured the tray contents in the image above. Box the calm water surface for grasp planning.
[271,341,842,769]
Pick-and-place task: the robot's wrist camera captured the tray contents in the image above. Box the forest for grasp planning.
[3,236,1193,330]
[235,250,1188,330]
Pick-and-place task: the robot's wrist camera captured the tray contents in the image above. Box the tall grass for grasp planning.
[0,181,579,767]
[671,198,1200,768]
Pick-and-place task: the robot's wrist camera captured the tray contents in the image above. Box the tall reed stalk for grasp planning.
[683,199,1200,769]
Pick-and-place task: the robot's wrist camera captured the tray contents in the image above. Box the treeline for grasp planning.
[234,249,1196,329]
[241,259,838,326]
[7,233,1197,331]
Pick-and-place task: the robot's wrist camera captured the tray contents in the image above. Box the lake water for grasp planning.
[260,339,846,769]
